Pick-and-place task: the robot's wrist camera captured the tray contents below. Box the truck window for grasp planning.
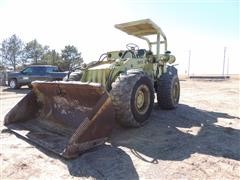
[46,67,59,73]
[22,67,33,74]
[32,67,46,75]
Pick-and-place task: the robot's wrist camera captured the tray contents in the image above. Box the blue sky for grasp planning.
[151,1,238,36]
[0,0,239,74]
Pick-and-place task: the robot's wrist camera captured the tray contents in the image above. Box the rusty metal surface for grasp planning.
[4,91,39,125]
[4,81,115,158]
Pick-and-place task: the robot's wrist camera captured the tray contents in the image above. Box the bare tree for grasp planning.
[0,34,24,70]
[24,39,44,64]
[61,45,83,70]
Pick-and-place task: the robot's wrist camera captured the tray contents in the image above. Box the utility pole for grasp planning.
[222,47,227,76]
[188,50,191,77]
[227,56,229,75]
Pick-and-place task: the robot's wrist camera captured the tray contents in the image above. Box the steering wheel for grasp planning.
[98,53,108,61]
[126,43,139,51]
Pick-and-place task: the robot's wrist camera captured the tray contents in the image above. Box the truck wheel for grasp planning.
[157,66,180,109]
[9,79,20,89]
[110,73,154,127]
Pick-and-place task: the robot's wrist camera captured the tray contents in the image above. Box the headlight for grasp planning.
[168,55,176,64]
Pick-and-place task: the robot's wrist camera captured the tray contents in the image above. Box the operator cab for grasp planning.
[100,43,149,61]
[121,48,147,59]
[121,43,148,59]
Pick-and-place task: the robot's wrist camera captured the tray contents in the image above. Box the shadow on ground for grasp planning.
[2,86,30,94]
[110,104,240,163]
[2,104,240,179]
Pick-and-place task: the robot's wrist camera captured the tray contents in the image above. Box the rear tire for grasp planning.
[157,66,180,109]
[110,73,154,127]
[9,79,20,89]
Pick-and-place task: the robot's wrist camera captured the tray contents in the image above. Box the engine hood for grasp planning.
[88,63,113,70]
[81,63,113,87]
[8,72,22,77]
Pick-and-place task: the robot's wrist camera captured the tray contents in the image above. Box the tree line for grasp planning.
[0,34,83,71]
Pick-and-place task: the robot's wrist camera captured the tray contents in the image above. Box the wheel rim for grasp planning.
[10,80,16,88]
[134,84,150,115]
[173,81,180,103]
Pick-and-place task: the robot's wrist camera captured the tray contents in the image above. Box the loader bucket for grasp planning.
[4,81,115,159]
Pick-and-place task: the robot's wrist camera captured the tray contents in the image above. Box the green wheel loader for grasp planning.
[4,19,180,158]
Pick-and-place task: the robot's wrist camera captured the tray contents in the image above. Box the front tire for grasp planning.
[110,73,154,127]
[9,79,20,89]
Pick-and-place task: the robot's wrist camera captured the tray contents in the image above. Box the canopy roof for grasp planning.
[114,19,166,38]
[115,19,168,54]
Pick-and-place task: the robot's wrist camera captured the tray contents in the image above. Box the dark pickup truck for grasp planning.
[7,65,68,89]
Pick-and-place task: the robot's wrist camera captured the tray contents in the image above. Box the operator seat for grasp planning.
[136,49,147,58]
[122,50,136,59]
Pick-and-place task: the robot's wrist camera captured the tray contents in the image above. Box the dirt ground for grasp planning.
[1,79,240,179]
